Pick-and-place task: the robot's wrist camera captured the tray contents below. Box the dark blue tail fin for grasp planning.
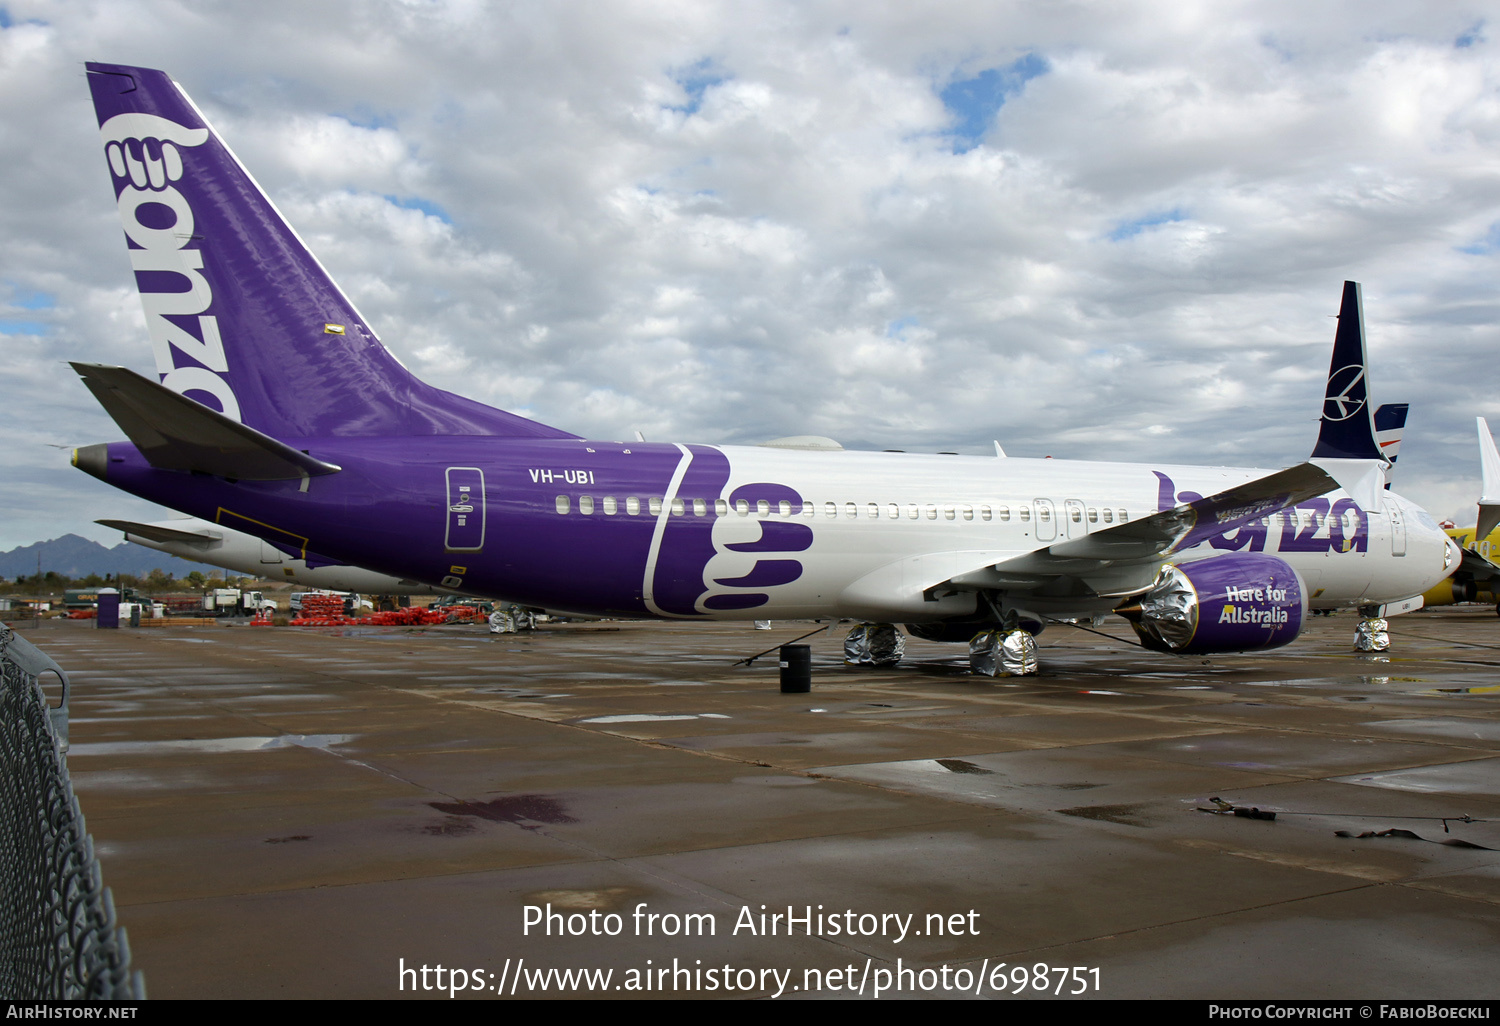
[85,62,575,441]
[1310,281,1381,461]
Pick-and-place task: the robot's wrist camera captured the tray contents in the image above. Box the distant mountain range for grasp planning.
[0,534,222,581]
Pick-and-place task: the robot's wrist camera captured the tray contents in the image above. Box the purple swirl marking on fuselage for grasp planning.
[714,559,803,588]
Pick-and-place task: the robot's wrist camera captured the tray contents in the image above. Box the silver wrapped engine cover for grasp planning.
[968,629,1038,677]
[843,623,905,666]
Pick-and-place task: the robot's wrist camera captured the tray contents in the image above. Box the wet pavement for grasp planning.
[21,608,1500,999]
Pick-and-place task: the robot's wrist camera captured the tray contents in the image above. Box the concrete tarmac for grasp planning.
[22,609,1500,999]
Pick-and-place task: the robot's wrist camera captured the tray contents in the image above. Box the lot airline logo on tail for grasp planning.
[99,112,242,422]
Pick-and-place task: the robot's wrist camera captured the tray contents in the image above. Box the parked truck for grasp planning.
[202,589,278,616]
[64,587,140,610]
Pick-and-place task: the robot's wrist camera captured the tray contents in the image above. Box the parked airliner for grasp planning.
[68,63,1456,672]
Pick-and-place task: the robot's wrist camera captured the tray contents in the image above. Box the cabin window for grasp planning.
[736,499,750,515]
[825,502,837,518]
[1019,507,1031,523]
[670,498,685,516]
[888,503,900,519]
[845,502,857,519]
[555,495,570,515]
[1102,508,1113,524]
[961,505,973,521]
[997,505,1009,521]
[715,499,728,516]
[802,501,816,517]
[1069,507,1081,523]
[649,497,663,516]
[758,500,771,516]
[1087,507,1097,523]
[925,504,938,520]
[626,496,641,515]
[692,498,707,516]
[980,505,993,521]
[906,504,919,520]
[579,495,595,515]
[779,501,792,517]
[1118,509,1128,522]
[1038,506,1051,522]
[943,505,955,521]
[603,496,618,515]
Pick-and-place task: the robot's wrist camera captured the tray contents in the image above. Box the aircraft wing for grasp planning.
[96,518,222,547]
[932,461,1349,601]
[926,281,1394,606]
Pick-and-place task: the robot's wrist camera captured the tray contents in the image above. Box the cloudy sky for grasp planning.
[2,1,1497,551]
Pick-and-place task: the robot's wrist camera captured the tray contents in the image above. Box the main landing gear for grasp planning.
[968,629,1039,677]
[841,621,1040,677]
[843,623,905,667]
[1353,616,1390,652]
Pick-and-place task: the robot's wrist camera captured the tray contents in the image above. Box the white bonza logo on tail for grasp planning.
[100,112,242,422]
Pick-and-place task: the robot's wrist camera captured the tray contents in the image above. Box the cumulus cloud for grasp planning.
[1,0,1497,549]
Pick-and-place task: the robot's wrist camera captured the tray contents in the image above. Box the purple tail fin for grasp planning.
[85,62,575,440]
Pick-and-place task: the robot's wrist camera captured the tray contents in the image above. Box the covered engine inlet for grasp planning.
[1118,554,1308,654]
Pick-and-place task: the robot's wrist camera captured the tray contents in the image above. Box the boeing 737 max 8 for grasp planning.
[68,63,1456,671]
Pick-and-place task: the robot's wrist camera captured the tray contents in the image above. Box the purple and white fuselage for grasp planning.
[70,63,1456,660]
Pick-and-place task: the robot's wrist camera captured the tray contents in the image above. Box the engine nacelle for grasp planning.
[1120,554,1308,654]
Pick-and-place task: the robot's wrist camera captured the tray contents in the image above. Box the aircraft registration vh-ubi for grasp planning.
[69,62,1457,674]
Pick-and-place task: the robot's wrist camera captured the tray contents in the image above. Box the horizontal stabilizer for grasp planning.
[71,363,341,481]
[95,518,221,547]
[1049,462,1343,561]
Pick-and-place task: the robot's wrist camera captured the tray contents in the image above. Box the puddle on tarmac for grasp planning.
[577,713,731,723]
[68,733,354,756]
[475,687,570,698]
[429,794,577,829]
[1056,802,1153,827]
[733,775,819,787]
[936,759,993,775]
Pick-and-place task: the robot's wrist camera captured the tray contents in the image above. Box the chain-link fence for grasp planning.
[0,624,145,999]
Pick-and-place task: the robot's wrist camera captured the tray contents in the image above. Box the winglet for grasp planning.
[71,363,341,481]
[1476,417,1500,541]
